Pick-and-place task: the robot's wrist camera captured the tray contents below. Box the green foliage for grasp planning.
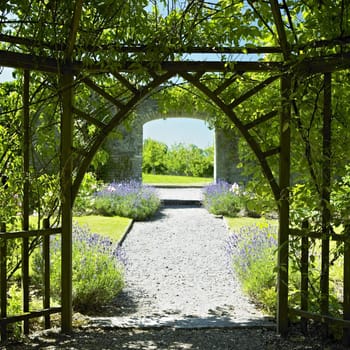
[166,143,213,177]
[332,165,350,225]
[32,226,125,313]
[227,224,278,314]
[94,181,160,220]
[203,181,243,217]
[7,284,22,339]
[228,223,343,318]
[73,172,102,216]
[142,138,168,174]
[142,138,213,178]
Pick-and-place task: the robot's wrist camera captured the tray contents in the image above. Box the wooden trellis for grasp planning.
[1,0,350,346]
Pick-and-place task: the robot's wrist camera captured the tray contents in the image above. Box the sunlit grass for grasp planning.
[225,216,278,230]
[73,215,132,242]
[143,173,213,185]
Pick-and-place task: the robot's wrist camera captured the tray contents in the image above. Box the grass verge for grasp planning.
[73,215,132,242]
[143,173,213,185]
[224,216,278,230]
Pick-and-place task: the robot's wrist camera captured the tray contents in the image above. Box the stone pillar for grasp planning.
[100,121,143,182]
[214,128,242,184]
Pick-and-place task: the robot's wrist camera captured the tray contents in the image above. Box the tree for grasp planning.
[142,138,168,174]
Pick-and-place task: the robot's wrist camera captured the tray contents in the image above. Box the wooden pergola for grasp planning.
[1,0,350,344]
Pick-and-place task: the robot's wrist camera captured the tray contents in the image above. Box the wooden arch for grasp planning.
[1,0,350,344]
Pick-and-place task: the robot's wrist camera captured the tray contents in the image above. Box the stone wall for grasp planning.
[100,99,243,184]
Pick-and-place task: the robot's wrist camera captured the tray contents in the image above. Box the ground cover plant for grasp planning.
[94,180,160,220]
[32,225,125,313]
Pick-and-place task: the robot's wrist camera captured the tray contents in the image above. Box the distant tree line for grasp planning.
[142,138,213,177]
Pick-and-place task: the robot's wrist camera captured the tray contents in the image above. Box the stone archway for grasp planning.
[100,98,243,184]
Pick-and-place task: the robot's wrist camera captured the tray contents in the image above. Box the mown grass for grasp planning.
[73,215,132,242]
[142,173,213,185]
[224,216,278,230]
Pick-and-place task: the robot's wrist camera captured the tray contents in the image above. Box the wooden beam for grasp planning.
[0,33,283,54]
[245,110,278,130]
[229,75,280,109]
[213,74,240,95]
[65,0,84,59]
[180,71,281,201]
[60,73,73,334]
[269,0,291,60]
[263,147,280,158]
[22,69,30,334]
[277,74,291,336]
[112,72,138,95]
[71,71,174,201]
[344,223,350,345]
[320,72,332,337]
[82,77,124,109]
[1,31,349,56]
[72,107,107,128]
[2,49,350,75]
[0,50,284,74]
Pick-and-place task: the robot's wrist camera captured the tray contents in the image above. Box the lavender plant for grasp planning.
[203,180,243,217]
[94,180,160,220]
[32,225,126,313]
[226,223,278,314]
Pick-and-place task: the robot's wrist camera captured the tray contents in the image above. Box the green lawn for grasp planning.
[143,173,213,186]
[225,216,278,231]
[73,215,132,242]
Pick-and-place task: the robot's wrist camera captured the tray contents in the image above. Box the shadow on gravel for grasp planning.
[90,291,140,317]
[6,325,349,350]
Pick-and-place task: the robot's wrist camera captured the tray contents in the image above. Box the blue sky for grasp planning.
[143,118,213,149]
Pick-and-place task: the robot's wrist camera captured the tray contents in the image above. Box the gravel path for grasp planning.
[7,192,349,349]
[91,206,270,328]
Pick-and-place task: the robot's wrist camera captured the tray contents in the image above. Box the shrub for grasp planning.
[203,180,243,217]
[7,284,22,339]
[32,225,125,313]
[226,223,278,314]
[94,180,160,220]
[227,224,343,319]
[73,172,101,216]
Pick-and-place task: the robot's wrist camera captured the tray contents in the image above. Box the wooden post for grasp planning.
[22,69,30,335]
[300,220,309,334]
[60,73,73,333]
[0,223,7,342]
[343,222,350,345]
[320,72,332,336]
[43,218,51,329]
[277,74,291,335]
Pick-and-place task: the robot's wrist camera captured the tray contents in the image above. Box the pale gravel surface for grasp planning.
[91,206,269,328]
[6,189,349,349]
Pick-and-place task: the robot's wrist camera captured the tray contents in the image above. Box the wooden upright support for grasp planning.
[0,223,7,342]
[43,218,51,329]
[22,69,30,334]
[344,222,350,345]
[321,72,332,336]
[277,74,291,335]
[60,73,73,333]
[300,220,309,334]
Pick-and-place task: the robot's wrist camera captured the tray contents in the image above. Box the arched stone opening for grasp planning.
[99,98,243,184]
